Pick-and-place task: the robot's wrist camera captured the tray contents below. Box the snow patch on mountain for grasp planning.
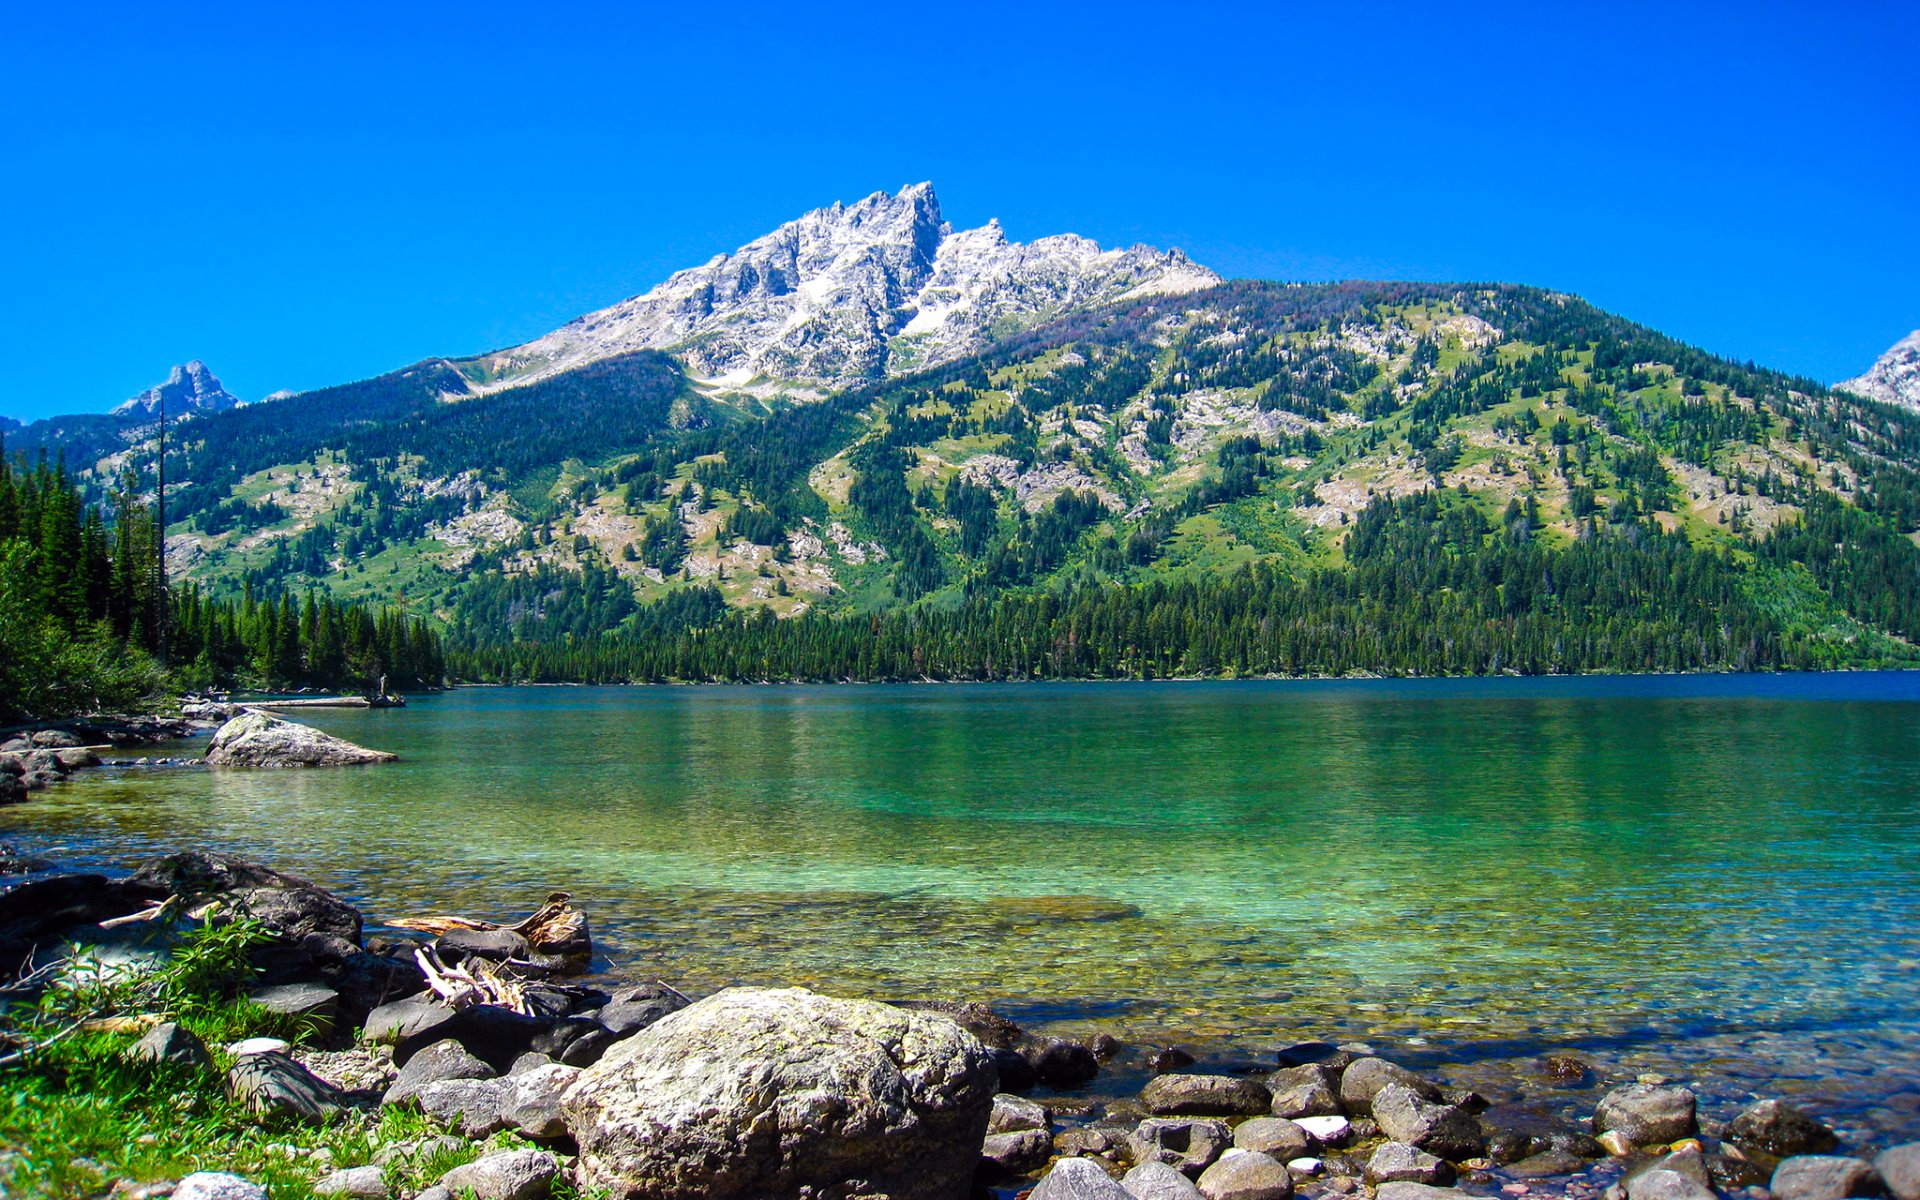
[1838,330,1920,412]
[469,182,1219,397]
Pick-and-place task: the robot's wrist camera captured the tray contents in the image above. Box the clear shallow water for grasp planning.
[9,675,1920,1139]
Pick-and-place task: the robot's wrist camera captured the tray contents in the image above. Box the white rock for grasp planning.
[173,1174,268,1200]
[1293,1115,1352,1145]
[1838,330,1920,412]
[226,1037,291,1057]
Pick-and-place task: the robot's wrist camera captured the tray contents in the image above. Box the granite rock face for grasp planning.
[1839,330,1920,412]
[560,986,997,1200]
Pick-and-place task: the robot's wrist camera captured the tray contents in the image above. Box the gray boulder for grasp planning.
[1142,1074,1273,1117]
[173,1174,269,1200]
[593,981,689,1036]
[1338,1058,1441,1116]
[1367,1142,1456,1186]
[1375,1185,1473,1200]
[1197,1150,1294,1200]
[1771,1156,1883,1200]
[499,1062,580,1139]
[226,1051,349,1121]
[560,986,997,1200]
[989,1092,1050,1134]
[982,1128,1053,1175]
[1129,1118,1232,1177]
[384,1038,495,1106]
[1594,1083,1698,1148]
[1875,1145,1920,1200]
[1266,1064,1342,1119]
[1626,1169,1717,1200]
[1233,1118,1310,1161]
[1372,1083,1486,1162]
[1124,1161,1208,1200]
[436,1149,560,1200]
[312,1165,391,1200]
[249,981,340,1037]
[128,1021,212,1070]
[1727,1099,1839,1158]
[1031,1157,1134,1200]
[204,710,397,767]
[418,1076,512,1138]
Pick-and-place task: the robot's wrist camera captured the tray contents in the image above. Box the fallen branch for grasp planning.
[0,1017,87,1069]
[413,945,530,1015]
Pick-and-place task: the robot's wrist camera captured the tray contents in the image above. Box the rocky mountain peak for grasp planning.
[1838,330,1920,412]
[113,360,245,418]
[471,183,1220,398]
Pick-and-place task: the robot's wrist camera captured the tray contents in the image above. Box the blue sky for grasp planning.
[3,1,1914,421]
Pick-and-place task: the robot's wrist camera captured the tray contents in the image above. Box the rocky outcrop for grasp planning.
[114,361,245,418]
[471,183,1218,399]
[561,986,998,1200]
[204,710,397,767]
[1838,331,1920,412]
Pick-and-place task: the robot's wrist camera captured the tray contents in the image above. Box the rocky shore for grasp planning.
[0,846,1914,1200]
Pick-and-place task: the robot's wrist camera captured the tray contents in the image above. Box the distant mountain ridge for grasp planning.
[1839,330,1920,412]
[112,360,245,419]
[460,182,1218,398]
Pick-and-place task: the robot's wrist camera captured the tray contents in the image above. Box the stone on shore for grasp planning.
[1727,1099,1840,1158]
[594,982,689,1036]
[173,1174,269,1200]
[1143,1073,1273,1116]
[1771,1156,1884,1200]
[1371,1083,1486,1162]
[560,986,997,1200]
[1366,1142,1456,1186]
[1031,1157,1135,1200]
[1267,1063,1343,1119]
[435,1149,560,1200]
[312,1166,391,1200]
[128,1021,213,1070]
[1124,1161,1207,1200]
[249,981,340,1036]
[1626,1169,1718,1200]
[384,1038,496,1106]
[1593,1082,1698,1149]
[1197,1150,1294,1200]
[500,1063,580,1139]
[226,1051,350,1121]
[1292,1115,1352,1147]
[1877,1144,1920,1200]
[418,1077,512,1139]
[1129,1118,1232,1177]
[1233,1117,1311,1160]
[1375,1185,1473,1200]
[982,1128,1054,1175]
[204,710,397,767]
[1339,1058,1441,1116]
[989,1093,1051,1133]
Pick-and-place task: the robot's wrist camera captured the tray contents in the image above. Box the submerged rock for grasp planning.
[1594,1082,1697,1149]
[204,710,396,767]
[561,986,997,1200]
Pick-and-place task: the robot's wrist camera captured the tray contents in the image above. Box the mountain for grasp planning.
[8,186,1920,681]
[1838,331,1920,412]
[458,182,1218,399]
[113,361,245,419]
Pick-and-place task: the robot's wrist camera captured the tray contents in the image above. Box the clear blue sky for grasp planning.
[3,1,1915,421]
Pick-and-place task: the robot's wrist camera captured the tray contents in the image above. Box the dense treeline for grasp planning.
[447,494,1907,683]
[0,440,445,720]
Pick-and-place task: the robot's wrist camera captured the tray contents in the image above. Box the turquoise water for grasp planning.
[8,675,1920,1135]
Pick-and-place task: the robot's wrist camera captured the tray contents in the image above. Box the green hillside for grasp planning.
[17,280,1920,681]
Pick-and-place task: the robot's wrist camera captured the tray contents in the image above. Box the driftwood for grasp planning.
[414,944,530,1014]
[391,892,591,974]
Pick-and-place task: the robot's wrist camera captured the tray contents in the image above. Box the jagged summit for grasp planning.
[469,182,1219,396]
[1838,330,1920,412]
[113,360,244,418]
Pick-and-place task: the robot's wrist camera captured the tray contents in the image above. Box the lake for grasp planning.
[8,674,1920,1139]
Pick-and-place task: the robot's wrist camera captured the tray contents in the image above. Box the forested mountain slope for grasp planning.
[11,270,1920,680]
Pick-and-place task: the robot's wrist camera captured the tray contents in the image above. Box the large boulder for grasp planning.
[1593,1083,1697,1149]
[1266,1063,1342,1119]
[1196,1151,1294,1200]
[125,850,363,943]
[1339,1058,1441,1116]
[1233,1118,1311,1161]
[1129,1119,1232,1177]
[1771,1157,1883,1200]
[560,986,998,1200]
[128,1021,213,1070]
[435,1149,560,1200]
[204,710,396,767]
[384,1038,496,1106]
[226,1051,350,1121]
[1124,1162,1207,1200]
[1727,1099,1840,1159]
[1877,1144,1920,1200]
[1031,1157,1134,1200]
[595,982,690,1036]
[1372,1083,1486,1162]
[1142,1074,1273,1117]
